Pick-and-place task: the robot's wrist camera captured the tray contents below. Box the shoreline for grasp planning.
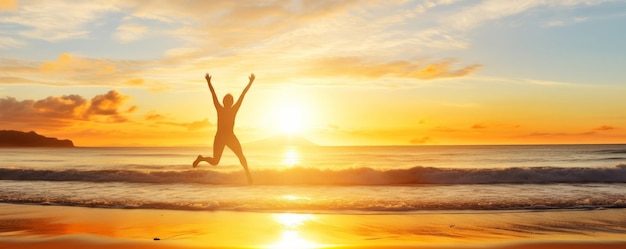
[1,203,625,249]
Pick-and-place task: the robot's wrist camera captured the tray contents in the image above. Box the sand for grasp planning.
[1,203,625,249]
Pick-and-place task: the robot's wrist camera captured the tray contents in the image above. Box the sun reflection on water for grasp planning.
[269,213,318,249]
[282,146,300,167]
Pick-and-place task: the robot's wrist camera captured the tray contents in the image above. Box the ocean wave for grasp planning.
[594,149,626,154]
[2,193,625,213]
[2,165,626,185]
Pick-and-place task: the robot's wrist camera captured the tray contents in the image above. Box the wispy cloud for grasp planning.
[0,36,23,49]
[159,118,213,131]
[523,131,597,138]
[40,53,115,75]
[114,23,148,43]
[472,76,585,87]
[470,122,521,130]
[524,79,576,86]
[0,0,17,11]
[442,0,612,31]
[306,57,481,80]
[0,54,163,89]
[409,136,433,144]
[144,111,166,121]
[543,16,589,27]
[593,125,617,131]
[471,124,487,129]
[0,1,118,41]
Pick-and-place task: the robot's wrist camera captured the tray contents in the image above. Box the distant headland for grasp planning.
[0,130,74,147]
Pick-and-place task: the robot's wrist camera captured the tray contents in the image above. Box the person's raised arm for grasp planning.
[206,73,222,109]
[233,73,255,110]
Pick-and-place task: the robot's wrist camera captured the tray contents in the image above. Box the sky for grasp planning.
[1,0,626,146]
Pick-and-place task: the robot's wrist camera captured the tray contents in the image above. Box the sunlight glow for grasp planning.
[271,230,316,249]
[274,213,314,228]
[275,105,305,135]
[269,214,317,249]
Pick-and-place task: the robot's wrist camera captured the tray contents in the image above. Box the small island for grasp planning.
[0,130,74,147]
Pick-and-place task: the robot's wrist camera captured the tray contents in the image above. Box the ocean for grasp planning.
[1,144,626,213]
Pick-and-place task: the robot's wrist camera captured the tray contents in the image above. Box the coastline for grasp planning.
[1,203,625,249]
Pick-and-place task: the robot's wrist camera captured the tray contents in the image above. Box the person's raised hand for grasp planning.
[205,73,212,83]
[248,73,255,83]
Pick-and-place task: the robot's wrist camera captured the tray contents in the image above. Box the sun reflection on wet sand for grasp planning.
[282,146,300,167]
[269,213,318,249]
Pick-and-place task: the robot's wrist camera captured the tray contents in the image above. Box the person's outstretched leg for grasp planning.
[193,136,225,167]
[227,136,253,184]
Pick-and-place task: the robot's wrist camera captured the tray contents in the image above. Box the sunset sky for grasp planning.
[1,0,626,146]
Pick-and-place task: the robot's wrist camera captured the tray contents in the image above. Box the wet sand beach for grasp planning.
[1,203,625,249]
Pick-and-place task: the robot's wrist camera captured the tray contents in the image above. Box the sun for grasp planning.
[275,105,305,135]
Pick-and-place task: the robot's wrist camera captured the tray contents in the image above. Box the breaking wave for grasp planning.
[2,164,626,185]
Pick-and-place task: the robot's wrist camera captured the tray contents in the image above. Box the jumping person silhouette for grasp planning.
[193,73,254,185]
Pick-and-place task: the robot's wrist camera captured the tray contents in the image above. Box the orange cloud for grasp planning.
[159,118,213,131]
[0,97,36,122]
[593,125,616,131]
[33,95,87,118]
[413,63,482,80]
[0,95,88,129]
[126,105,138,113]
[410,136,433,144]
[471,123,521,130]
[431,126,459,133]
[0,0,17,11]
[85,90,132,123]
[126,78,144,86]
[525,131,596,137]
[0,90,134,130]
[145,111,166,121]
[471,124,487,129]
[40,53,115,75]
[308,57,481,80]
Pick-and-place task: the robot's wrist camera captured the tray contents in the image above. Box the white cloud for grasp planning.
[525,79,577,86]
[543,16,590,27]
[473,76,586,87]
[443,0,614,31]
[0,1,119,41]
[444,1,542,31]
[114,23,148,43]
[0,36,23,49]
[414,0,462,14]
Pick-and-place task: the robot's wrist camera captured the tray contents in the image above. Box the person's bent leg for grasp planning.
[207,137,226,165]
[193,135,225,167]
[227,136,253,184]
